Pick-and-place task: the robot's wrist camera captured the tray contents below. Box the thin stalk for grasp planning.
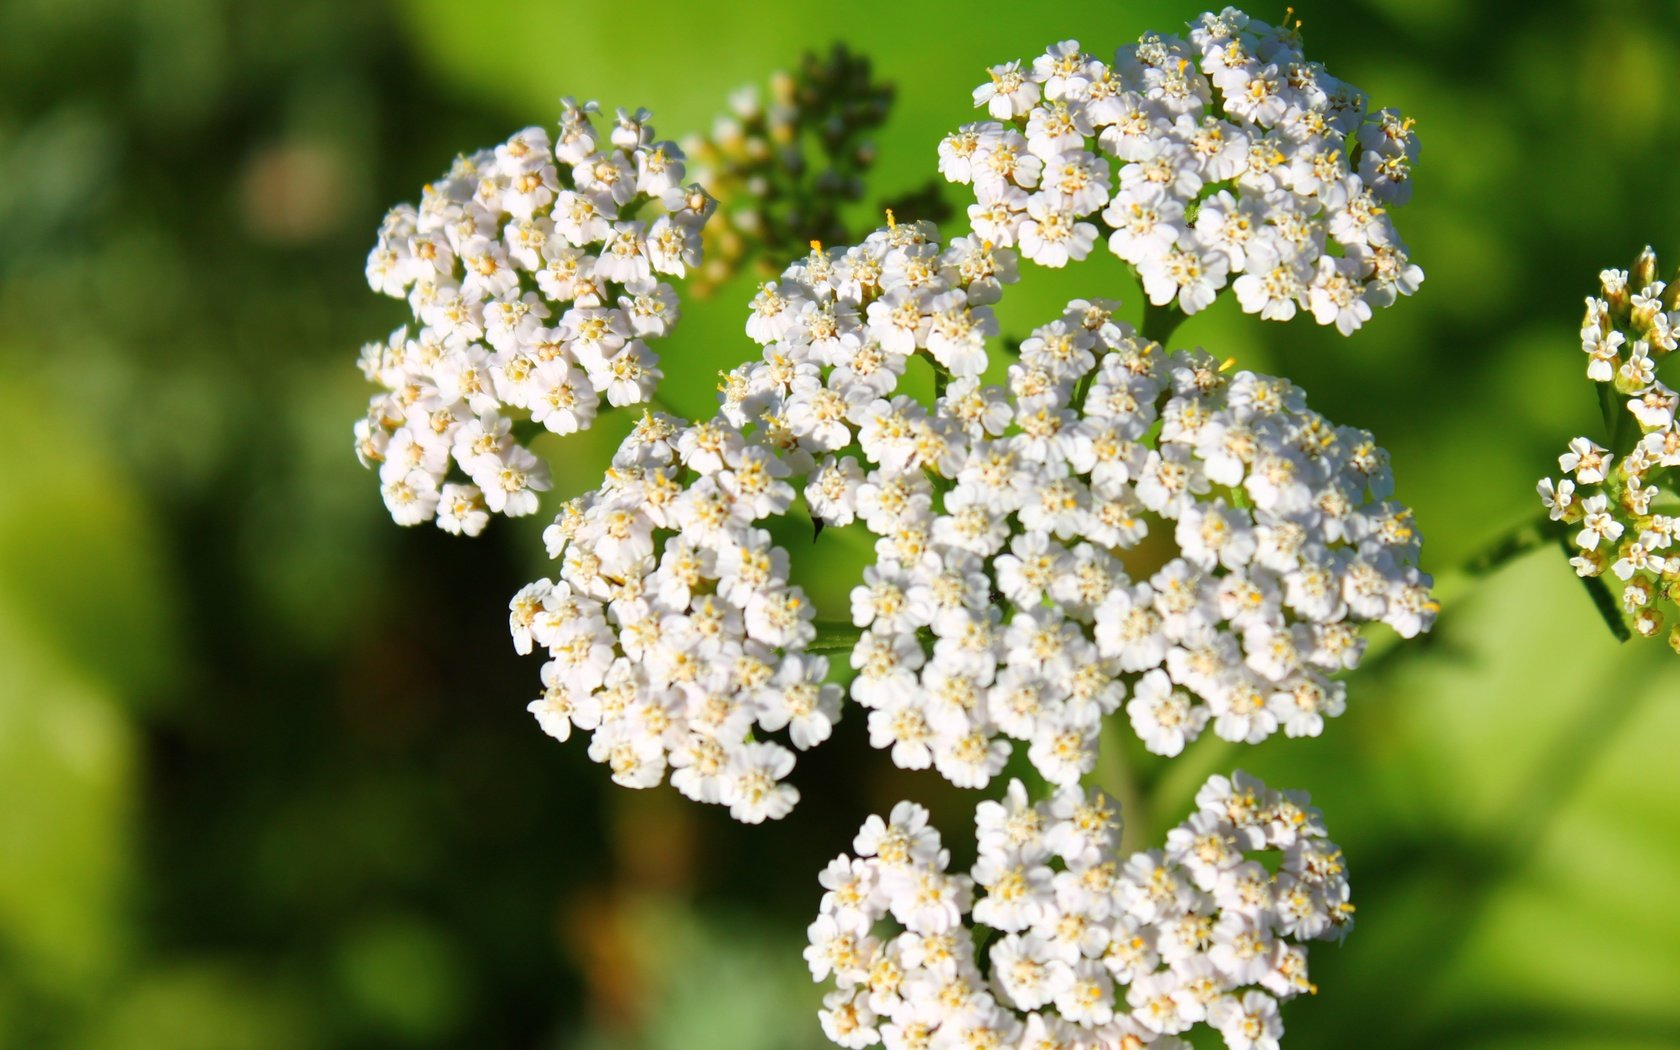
[1575,552,1634,643]
[1095,717,1150,854]
[1141,302,1187,346]
[1597,379,1619,438]
[1072,368,1097,412]
[805,620,865,653]
[1464,512,1558,576]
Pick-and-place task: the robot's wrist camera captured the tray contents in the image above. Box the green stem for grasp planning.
[1141,302,1186,346]
[1597,379,1619,439]
[1464,512,1558,576]
[1568,535,1634,643]
[1072,368,1097,413]
[1094,716,1149,854]
[805,620,864,653]
[931,360,950,402]
[1610,393,1639,459]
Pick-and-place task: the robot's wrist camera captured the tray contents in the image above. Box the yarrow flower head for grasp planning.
[828,303,1433,791]
[522,219,1433,814]
[354,99,715,533]
[807,772,1352,1050]
[512,218,1016,821]
[1540,246,1680,648]
[514,409,840,824]
[941,9,1422,334]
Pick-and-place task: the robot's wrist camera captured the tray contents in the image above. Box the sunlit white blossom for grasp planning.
[808,772,1354,1050]
[356,101,715,532]
[940,12,1423,333]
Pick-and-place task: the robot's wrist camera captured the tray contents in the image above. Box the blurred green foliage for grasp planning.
[3,0,1680,1047]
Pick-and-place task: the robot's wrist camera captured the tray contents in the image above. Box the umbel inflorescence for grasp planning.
[1539,247,1680,648]
[940,9,1420,334]
[516,220,1013,821]
[355,100,713,534]
[807,773,1352,1050]
[350,10,1436,1050]
[840,323,1432,789]
[516,221,1434,819]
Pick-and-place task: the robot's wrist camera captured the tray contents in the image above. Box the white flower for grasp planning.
[510,410,834,822]
[808,773,1353,1048]
[1559,438,1611,484]
[355,102,714,533]
[943,20,1423,331]
[722,741,799,824]
[1207,990,1282,1050]
[1018,195,1099,267]
[974,61,1042,120]
[807,278,1433,788]
[1538,477,1576,521]
[1576,493,1624,550]
[1129,669,1209,756]
[820,988,880,1049]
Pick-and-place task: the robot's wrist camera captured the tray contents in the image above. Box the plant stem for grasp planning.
[1596,379,1618,438]
[1072,369,1097,412]
[1095,716,1149,854]
[1463,512,1557,576]
[805,620,864,653]
[1566,535,1633,643]
[1141,302,1186,346]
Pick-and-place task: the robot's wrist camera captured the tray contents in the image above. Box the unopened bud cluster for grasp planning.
[940,9,1421,333]
[685,46,901,296]
[807,773,1351,1050]
[355,100,714,533]
[1539,247,1680,648]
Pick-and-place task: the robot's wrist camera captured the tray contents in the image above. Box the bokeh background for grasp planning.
[4,0,1680,1046]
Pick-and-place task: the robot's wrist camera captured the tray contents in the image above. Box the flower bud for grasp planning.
[1602,268,1632,318]
[1632,245,1660,292]
[1635,607,1664,638]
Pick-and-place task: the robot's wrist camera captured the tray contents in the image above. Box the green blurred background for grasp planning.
[4,0,1679,1046]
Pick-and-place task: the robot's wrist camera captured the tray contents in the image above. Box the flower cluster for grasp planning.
[939,9,1421,333]
[685,46,903,295]
[521,218,1433,811]
[513,219,1016,820]
[351,19,1436,1048]
[831,301,1431,791]
[807,772,1352,1050]
[514,409,840,823]
[355,99,714,534]
[1538,247,1680,647]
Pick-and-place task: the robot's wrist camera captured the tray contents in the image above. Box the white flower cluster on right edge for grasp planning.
[807,772,1350,1050]
[939,8,1421,333]
[1537,246,1680,648]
